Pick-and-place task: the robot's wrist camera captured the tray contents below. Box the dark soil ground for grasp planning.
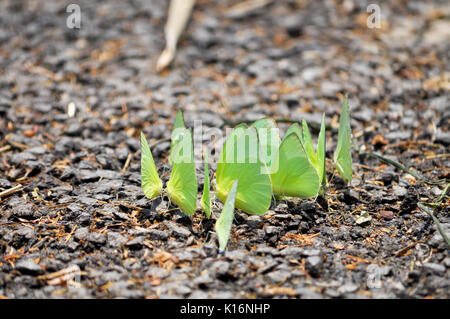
[0,0,449,299]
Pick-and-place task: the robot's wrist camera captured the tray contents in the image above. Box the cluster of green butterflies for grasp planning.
[140,96,352,252]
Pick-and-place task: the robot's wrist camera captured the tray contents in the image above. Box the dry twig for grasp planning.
[0,184,23,199]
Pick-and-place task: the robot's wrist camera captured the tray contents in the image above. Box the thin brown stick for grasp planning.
[0,184,23,199]
[0,145,11,152]
[394,240,423,257]
[121,153,132,173]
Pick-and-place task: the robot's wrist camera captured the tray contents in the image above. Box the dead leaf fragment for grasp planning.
[355,211,372,225]
[372,134,388,147]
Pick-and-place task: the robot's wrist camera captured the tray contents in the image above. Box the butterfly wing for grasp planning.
[140,132,163,199]
[317,113,327,186]
[333,95,352,183]
[270,133,320,198]
[169,109,186,165]
[215,179,239,253]
[167,129,198,216]
[216,127,272,215]
[284,122,302,141]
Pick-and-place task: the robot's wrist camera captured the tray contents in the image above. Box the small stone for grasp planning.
[125,237,144,249]
[267,270,291,284]
[338,283,358,294]
[255,245,278,256]
[202,243,217,258]
[164,221,191,238]
[28,147,47,155]
[344,189,359,204]
[65,123,84,136]
[385,131,411,141]
[265,226,282,236]
[295,287,322,299]
[430,224,450,247]
[10,152,36,166]
[380,210,394,220]
[282,13,304,37]
[400,187,418,214]
[107,231,127,247]
[443,258,450,268]
[430,187,443,197]
[298,202,318,215]
[256,260,278,274]
[392,185,407,198]
[224,250,247,261]
[192,27,215,48]
[302,67,323,83]
[247,215,263,229]
[229,95,258,113]
[324,288,340,298]
[15,259,43,275]
[279,247,304,257]
[380,172,396,185]
[11,204,39,220]
[101,271,123,282]
[211,260,230,277]
[15,226,35,241]
[320,81,342,97]
[435,130,450,145]
[87,232,106,246]
[146,267,170,279]
[0,179,12,188]
[78,196,97,205]
[353,109,373,122]
[193,274,213,287]
[77,213,91,226]
[147,229,168,241]
[301,248,322,256]
[111,210,131,221]
[74,227,89,241]
[422,263,446,274]
[305,255,322,276]
[175,285,192,296]
[68,240,79,251]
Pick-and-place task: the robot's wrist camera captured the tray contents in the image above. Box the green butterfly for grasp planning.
[167,128,198,216]
[270,130,320,198]
[283,116,327,187]
[333,95,352,184]
[141,127,198,216]
[216,126,272,215]
[140,132,163,199]
[215,179,239,253]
